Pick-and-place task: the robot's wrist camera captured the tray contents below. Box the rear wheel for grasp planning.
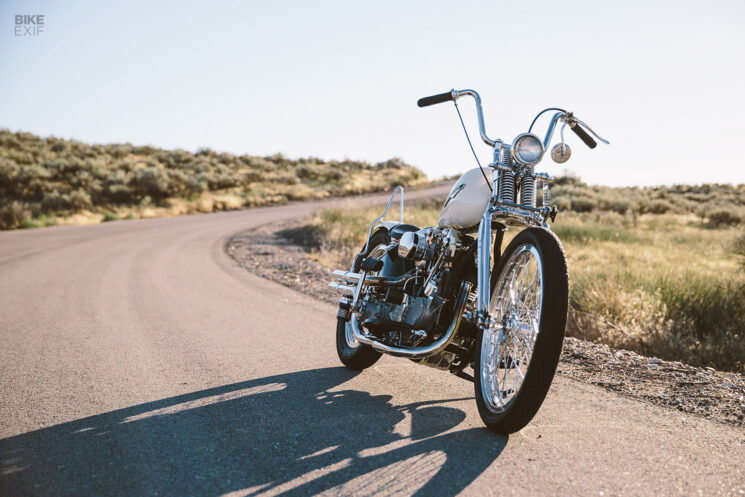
[336,318,382,370]
[474,228,568,434]
[335,231,386,370]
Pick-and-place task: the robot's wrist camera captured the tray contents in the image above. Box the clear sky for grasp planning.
[1,0,743,186]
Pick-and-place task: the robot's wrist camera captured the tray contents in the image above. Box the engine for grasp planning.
[351,226,473,354]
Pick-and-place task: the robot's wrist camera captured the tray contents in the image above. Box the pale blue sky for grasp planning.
[1,0,743,186]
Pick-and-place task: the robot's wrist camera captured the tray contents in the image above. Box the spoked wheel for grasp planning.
[335,231,387,370]
[474,228,568,434]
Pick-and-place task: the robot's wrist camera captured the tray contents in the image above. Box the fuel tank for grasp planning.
[438,168,491,231]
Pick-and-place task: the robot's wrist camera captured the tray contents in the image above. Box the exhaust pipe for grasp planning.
[332,269,413,288]
[329,282,355,296]
[349,281,472,358]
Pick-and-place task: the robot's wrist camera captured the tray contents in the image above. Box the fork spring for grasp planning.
[520,167,536,208]
[498,145,516,203]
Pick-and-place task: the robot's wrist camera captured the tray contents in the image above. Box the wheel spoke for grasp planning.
[482,243,543,414]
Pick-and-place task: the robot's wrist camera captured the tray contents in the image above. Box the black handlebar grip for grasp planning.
[417,92,453,107]
[570,123,597,149]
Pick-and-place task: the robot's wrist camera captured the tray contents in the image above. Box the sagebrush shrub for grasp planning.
[5,129,427,219]
[643,199,674,214]
[708,209,741,226]
[730,231,745,271]
[0,201,31,229]
[569,197,596,213]
[41,189,92,212]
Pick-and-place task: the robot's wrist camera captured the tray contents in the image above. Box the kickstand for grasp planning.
[452,369,474,382]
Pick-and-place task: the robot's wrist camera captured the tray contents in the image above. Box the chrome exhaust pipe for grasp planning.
[333,270,361,281]
[349,281,472,358]
[329,282,355,296]
[332,269,414,288]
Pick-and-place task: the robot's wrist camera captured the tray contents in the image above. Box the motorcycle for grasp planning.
[330,89,608,434]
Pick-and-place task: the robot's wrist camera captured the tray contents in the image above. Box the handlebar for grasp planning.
[417,92,453,107]
[418,89,498,146]
[417,88,608,152]
[544,112,609,150]
[569,123,597,149]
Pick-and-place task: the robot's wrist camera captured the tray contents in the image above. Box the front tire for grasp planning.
[474,228,568,434]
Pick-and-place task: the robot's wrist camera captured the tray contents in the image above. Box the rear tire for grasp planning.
[335,230,387,371]
[474,228,568,434]
[336,318,382,370]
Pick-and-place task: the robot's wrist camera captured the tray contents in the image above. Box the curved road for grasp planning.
[1,186,743,496]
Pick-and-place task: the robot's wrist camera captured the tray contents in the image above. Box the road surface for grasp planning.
[1,185,743,496]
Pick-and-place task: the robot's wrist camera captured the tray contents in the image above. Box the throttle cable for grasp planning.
[528,107,568,133]
[453,99,492,193]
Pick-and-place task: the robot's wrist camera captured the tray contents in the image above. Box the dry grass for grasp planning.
[307,197,443,268]
[556,212,744,372]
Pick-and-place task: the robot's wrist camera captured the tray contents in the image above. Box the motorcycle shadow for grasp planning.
[0,367,507,496]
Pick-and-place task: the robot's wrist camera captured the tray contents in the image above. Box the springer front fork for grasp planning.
[476,207,492,326]
[475,206,505,329]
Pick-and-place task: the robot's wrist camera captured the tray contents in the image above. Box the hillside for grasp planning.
[0,130,427,229]
[549,174,745,225]
[2,128,744,231]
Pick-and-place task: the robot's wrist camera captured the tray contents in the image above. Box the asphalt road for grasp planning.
[1,185,743,496]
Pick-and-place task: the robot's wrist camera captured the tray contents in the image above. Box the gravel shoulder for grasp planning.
[227,219,745,428]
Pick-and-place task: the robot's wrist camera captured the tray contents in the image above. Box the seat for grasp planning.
[389,223,419,239]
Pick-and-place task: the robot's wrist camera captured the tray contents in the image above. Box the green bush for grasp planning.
[102,210,120,222]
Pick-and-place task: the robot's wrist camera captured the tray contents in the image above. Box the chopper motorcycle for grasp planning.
[330,89,608,434]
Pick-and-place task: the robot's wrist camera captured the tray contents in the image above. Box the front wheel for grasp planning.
[474,228,568,434]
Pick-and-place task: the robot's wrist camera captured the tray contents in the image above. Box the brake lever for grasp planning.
[571,117,610,145]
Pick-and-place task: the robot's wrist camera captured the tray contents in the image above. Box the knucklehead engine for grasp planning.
[333,224,477,370]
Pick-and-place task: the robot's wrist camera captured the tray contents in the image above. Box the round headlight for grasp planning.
[511,133,544,166]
